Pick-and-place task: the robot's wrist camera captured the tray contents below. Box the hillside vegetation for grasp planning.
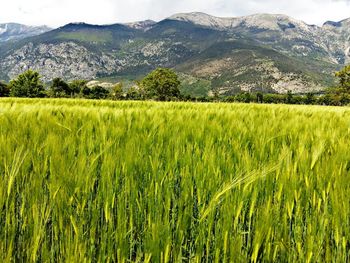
[0,99,350,261]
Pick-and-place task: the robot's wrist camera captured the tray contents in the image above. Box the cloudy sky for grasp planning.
[1,0,350,27]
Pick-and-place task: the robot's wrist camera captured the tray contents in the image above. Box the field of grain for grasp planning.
[0,98,350,262]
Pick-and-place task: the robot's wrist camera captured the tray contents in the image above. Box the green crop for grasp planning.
[0,98,349,262]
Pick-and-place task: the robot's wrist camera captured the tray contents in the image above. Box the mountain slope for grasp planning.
[176,40,337,94]
[0,20,221,81]
[169,12,350,64]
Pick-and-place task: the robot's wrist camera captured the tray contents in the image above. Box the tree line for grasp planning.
[1,66,350,106]
[0,68,181,101]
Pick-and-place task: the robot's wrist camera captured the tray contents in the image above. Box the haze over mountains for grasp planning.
[0,12,349,95]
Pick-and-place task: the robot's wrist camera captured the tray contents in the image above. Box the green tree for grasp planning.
[212,88,220,101]
[0,81,10,97]
[48,78,71,97]
[9,70,45,98]
[256,92,264,103]
[140,68,181,101]
[67,80,89,97]
[235,92,253,103]
[88,86,109,99]
[126,87,142,100]
[263,94,284,104]
[110,83,124,100]
[81,86,91,98]
[305,93,315,105]
[335,65,350,92]
[285,91,294,104]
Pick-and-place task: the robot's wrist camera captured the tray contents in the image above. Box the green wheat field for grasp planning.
[0,98,350,262]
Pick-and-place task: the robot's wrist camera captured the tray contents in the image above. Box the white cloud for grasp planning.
[0,0,349,27]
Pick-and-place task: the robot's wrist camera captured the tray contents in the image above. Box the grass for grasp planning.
[0,98,350,262]
[57,31,113,44]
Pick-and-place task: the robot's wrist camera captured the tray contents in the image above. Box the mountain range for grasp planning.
[0,12,349,95]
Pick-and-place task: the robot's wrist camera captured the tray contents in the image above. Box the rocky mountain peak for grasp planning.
[124,20,156,30]
[168,12,314,33]
[237,13,311,31]
[339,18,350,27]
[323,21,343,28]
[0,23,51,42]
[168,12,234,29]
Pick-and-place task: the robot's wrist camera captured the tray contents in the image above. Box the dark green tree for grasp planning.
[9,70,45,98]
[263,94,284,104]
[286,91,294,104]
[0,82,10,97]
[81,86,91,98]
[126,87,142,100]
[256,92,264,103]
[335,65,350,92]
[140,68,181,101]
[69,80,88,96]
[48,78,71,97]
[110,83,124,100]
[89,86,109,99]
[212,88,220,101]
[305,93,315,105]
[235,92,253,103]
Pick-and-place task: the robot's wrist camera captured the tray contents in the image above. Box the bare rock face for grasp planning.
[0,40,192,82]
[170,12,309,32]
[1,42,119,81]
[181,54,323,95]
[124,20,156,31]
[321,18,350,64]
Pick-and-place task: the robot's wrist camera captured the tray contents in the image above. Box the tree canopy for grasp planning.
[49,78,71,97]
[69,80,88,96]
[9,70,45,98]
[0,82,9,97]
[140,68,181,101]
[110,83,124,100]
[88,86,109,99]
[335,65,350,92]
